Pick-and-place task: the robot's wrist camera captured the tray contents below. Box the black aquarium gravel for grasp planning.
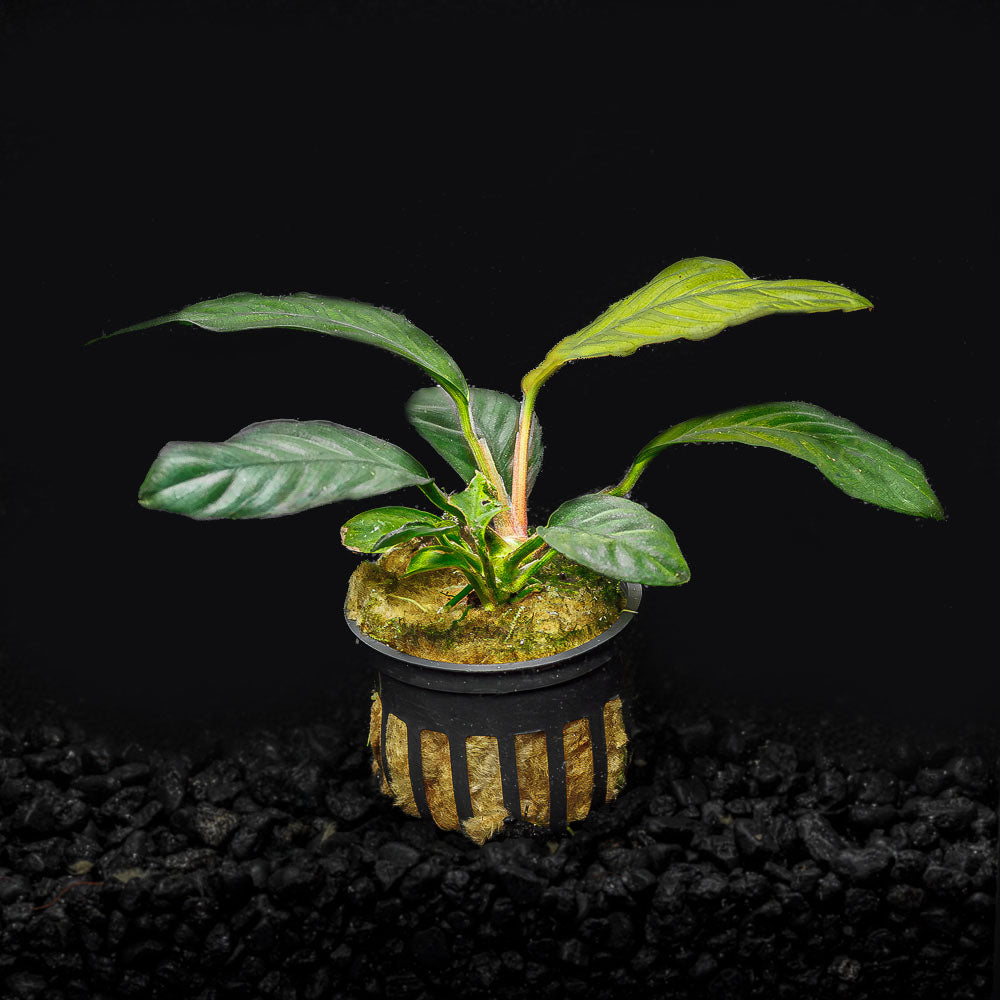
[0,652,996,1000]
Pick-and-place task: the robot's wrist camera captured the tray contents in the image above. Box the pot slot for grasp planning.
[420,729,460,831]
[372,710,420,817]
[603,696,627,801]
[514,731,549,824]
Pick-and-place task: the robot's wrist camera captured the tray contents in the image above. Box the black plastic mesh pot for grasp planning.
[345,582,641,831]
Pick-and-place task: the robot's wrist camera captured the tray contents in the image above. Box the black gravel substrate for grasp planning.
[1,655,996,1000]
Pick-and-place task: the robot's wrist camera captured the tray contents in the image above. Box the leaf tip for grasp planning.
[843,290,873,312]
[926,499,947,521]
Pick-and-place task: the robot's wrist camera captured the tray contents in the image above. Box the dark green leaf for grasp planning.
[523,257,872,394]
[537,494,689,586]
[93,292,469,404]
[406,386,543,494]
[139,419,431,519]
[615,401,944,519]
[340,506,443,553]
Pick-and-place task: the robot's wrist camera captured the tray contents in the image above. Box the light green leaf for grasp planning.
[523,257,872,394]
[448,471,505,534]
[340,506,443,553]
[442,471,507,563]
[406,386,543,494]
[92,292,469,404]
[139,419,432,519]
[611,401,944,519]
[536,494,689,586]
[403,547,479,577]
[372,522,461,552]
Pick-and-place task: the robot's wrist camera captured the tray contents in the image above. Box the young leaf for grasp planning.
[372,522,461,551]
[139,419,432,519]
[508,550,558,593]
[406,386,543,494]
[403,547,480,577]
[447,471,505,551]
[537,494,689,586]
[610,401,944,520]
[340,506,444,553]
[522,257,872,395]
[92,293,469,405]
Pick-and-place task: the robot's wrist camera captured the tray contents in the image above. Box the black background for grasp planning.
[1,1,996,730]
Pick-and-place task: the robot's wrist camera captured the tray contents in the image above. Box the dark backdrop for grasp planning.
[1,1,996,730]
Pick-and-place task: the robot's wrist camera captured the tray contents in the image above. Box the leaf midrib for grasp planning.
[580,276,857,341]
[238,308,425,357]
[166,455,426,473]
[656,421,933,505]
[664,423,903,464]
[191,298,463,391]
[554,519,662,537]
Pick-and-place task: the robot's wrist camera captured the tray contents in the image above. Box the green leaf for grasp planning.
[403,547,479,577]
[493,535,546,591]
[139,419,432,519]
[406,386,543,494]
[444,471,506,563]
[448,471,505,533]
[613,401,944,519]
[444,584,475,609]
[523,257,872,394]
[372,522,461,551]
[508,550,558,593]
[93,292,469,405]
[537,494,689,586]
[340,506,443,553]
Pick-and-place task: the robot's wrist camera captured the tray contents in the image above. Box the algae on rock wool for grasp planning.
[344,539,627,663]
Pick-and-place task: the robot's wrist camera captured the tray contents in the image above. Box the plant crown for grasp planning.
[90,257,943,609]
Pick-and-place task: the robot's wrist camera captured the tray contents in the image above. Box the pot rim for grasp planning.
[344,579,642,678]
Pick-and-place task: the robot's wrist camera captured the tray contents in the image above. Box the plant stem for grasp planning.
[506,533,545,568]
[436,534,496,608]
[437,534,484,576]
[455,396,490,478]
[418,482,463,518]
[467,576,495,609]
[509,547,557,592]
[454,394,519,540]
[480,548,502,606]
[509,383,540,538]
[605,459,646,497]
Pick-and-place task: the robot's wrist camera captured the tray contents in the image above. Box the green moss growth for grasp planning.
[345,540,626,664]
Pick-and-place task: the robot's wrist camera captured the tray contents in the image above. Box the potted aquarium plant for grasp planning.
[91,256,943,843]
